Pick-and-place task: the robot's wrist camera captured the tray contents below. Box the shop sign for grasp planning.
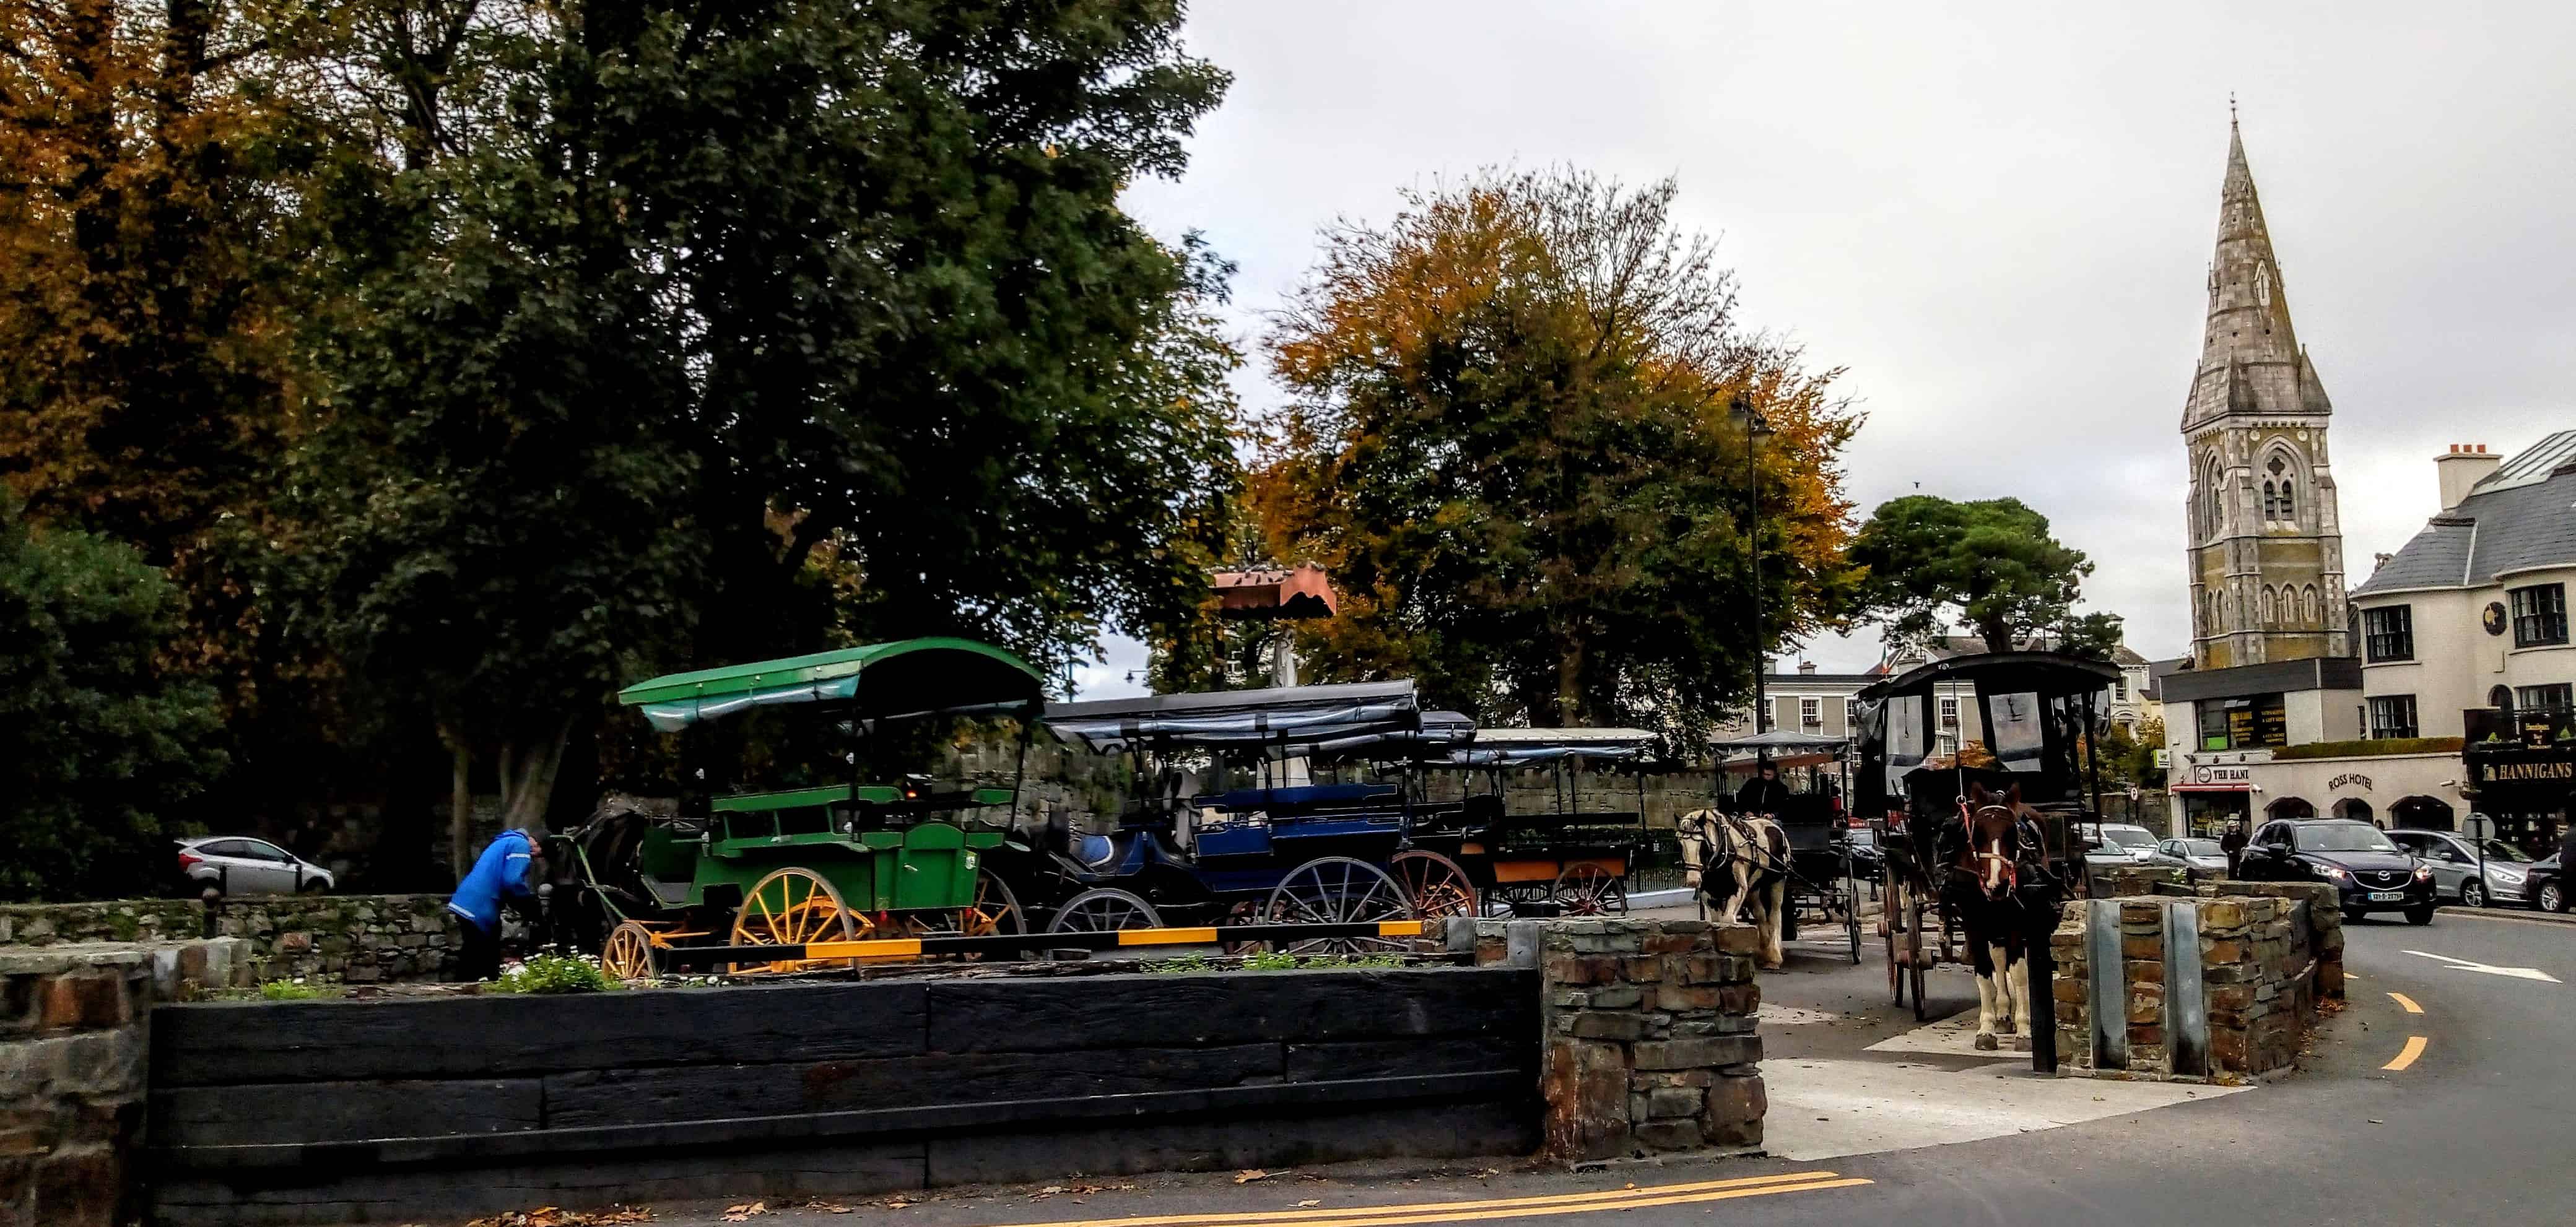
[2483,760,2575,783]
[2328,772,2373,791]
[2195,765,2252,784]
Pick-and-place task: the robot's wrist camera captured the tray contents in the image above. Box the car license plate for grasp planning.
[2368,890,2404,902]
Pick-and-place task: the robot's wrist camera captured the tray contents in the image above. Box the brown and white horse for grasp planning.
[1677,809,1790,970]
[1947,784,2037,1050]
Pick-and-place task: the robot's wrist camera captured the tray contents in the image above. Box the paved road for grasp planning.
[537,910,2573,1227]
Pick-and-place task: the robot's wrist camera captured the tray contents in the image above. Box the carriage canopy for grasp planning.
[1041,680,1421,755]
[1852,651,2120,816]
[1447,727,1656,769]
[617,637,1045,732]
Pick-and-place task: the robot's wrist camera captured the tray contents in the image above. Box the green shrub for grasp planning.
[490,953,618,994]
[2271,736,2463,761]
[258,979,334,1000]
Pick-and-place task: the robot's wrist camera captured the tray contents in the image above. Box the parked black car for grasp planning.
[2530,854,2565,914]
[2235,818,2437,924]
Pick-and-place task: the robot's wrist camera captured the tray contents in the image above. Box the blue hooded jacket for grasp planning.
[448,830,536,933]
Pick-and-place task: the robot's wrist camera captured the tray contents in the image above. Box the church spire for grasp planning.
[2182,118,2319,428]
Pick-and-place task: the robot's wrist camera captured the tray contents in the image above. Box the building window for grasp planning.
[2517,683,2574,712]
[2113,675,2129,701]
[1799,697,1821,729]
[2511,583,2569,648]
[1844,697,1860,727]
[2198,693,2289,750]
[2368,695,2419,740]
[1939,696,1959,727]
[2362,605,2415,662]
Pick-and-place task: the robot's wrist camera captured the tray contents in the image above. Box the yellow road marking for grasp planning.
[1121,927,1219,945]
[2383,1035,2428,1071]
[2387,991,2423,1014]
[970,1171,1858,1227]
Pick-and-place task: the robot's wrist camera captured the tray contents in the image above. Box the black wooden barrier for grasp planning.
[146,966,1539,1226]
[656,917,1434,968]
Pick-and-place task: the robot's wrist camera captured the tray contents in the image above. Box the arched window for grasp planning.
[2303,584,2320,625]
[2490,685,2515,712]
[2263,452,2299,524]
[2259,587,2275,625]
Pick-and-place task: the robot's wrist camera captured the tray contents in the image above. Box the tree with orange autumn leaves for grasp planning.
[1245,169,1861,744]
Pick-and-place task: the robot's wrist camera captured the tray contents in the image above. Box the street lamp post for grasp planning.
[1736,390,1776,740]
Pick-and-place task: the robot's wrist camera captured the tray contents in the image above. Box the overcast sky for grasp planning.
[1073,1,2575,697]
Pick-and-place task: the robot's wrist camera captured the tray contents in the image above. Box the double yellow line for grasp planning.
[970,1171,1871,1227]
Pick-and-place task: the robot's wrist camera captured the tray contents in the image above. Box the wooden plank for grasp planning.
[542,1046,1285,1130]
[150,1072,1524,1172]
[151,981,928,1086]
[150,1079,541,1147]
[926,968,1533,1052]
[926,1100,1536,1189]
[1284,1034,1530,1083]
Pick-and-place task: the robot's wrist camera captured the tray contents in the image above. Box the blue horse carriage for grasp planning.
[1004,681,1481,945]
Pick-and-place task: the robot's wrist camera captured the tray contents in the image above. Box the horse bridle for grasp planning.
[1961,802,2024,897]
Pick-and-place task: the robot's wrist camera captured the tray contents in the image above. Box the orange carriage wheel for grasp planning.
[1388,851,1480,926]
[729,867,863,974]
[600,920,664,980]
[1552,863,1628,916]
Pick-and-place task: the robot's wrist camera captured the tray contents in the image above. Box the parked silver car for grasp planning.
[175,837,333,896]
[2383,828,2533,909]
[2156,837,2232,875]
[2082,823,2175,867]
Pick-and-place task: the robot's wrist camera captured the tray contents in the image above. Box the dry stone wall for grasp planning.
[1,896,458,985]
[1463,918,1764,1161]
[0,940,249,1227]
[2052,881,2341,1083]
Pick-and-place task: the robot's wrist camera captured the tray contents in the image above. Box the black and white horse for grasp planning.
[1677,809,1790,970]
[1944,784,2040,1050]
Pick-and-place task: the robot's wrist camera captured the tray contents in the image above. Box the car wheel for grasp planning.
[2538,880,2567,913]
[2460,880,2485,909]
[2404,904,2435,926]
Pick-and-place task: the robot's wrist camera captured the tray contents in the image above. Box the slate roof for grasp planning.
[2354,429,2576,595]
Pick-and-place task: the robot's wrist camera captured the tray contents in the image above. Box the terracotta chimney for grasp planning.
[2434,443,2502,510]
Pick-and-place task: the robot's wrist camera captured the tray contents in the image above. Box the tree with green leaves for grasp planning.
[0,492,225,901]
[1849,495,2095,655]
[277,0,1242,865]
[1252,168,1862,742]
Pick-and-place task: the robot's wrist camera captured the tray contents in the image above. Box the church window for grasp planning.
[2263,453,2298,523]
[2258,587,2274,625]
[2303,584,2320,624]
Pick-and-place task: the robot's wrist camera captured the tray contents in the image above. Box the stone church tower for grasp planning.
[2182,118,2349,669]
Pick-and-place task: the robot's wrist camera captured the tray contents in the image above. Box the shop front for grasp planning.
[2462,744,2574,860]
[2173,763,2254,838]
[2165,748,2461,840]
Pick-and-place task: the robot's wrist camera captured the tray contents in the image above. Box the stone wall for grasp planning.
[1,941,248,1227]
[1,896,459,985]
[2052,881,2341,1083]
[1463,918,1763,1161]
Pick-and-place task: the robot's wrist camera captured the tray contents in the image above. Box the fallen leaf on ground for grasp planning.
[720,1203,766,1223]
[1295,1199,1321,1208]
[1234,1170,1269,1184]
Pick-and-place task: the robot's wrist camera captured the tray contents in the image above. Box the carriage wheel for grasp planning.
[1552,864,1627,917]
[1266,857,1415,954]
[1389,851,1479,925]
[730,867,861,974]
[1046,887,1163,935]
[601,920,662,981]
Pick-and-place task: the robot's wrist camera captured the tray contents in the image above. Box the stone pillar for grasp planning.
[0,941,246,1227]
[1468,919,1764,1161]
[2051,883,2339,1085]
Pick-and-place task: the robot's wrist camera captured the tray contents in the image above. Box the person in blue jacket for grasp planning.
[448,830,542,981]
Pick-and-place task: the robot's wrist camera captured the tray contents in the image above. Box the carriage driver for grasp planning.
[1734,761,1791,818]
[447,829,544,982]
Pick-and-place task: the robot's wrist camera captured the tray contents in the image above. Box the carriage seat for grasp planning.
[1074,833,1120,871]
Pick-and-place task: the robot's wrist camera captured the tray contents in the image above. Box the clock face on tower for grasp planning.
[2484,602,2509,636]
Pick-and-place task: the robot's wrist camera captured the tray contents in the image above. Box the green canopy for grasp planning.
[618,638,1043,732]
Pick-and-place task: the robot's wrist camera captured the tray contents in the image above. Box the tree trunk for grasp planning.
[1556,635,1587,727]
[494,715,577,836]
[1977,617,2017,655]
[445,732,471,882]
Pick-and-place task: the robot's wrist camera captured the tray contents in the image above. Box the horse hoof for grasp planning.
[1973,1033,1999,1051]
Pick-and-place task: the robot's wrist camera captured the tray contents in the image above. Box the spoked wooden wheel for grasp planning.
[1389,851,1479,925]
[1045,887,1162,934]
[896,868,1025,958]
[1552,864,1628,916]
[601,920,663,980]
[730,867,861,974]
[1266,856,1415,954]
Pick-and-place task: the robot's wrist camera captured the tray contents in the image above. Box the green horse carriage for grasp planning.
[565,638,1046,976]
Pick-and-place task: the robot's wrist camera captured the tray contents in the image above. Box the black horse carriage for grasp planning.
[1712,727,1861,962]
[1853,650,2115,1026]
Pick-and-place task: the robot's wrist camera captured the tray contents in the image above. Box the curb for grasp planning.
[1625,888,1698,909]
[2437,904,2576,927]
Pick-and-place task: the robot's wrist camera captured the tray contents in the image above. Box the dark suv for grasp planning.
[2236,818,2437,924]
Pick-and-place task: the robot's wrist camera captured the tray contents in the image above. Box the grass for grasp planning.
[489,952,620,994]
